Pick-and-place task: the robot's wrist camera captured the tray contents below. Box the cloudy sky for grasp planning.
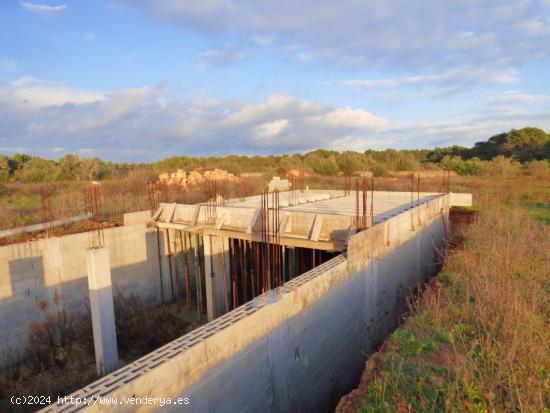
[1,0,550,161]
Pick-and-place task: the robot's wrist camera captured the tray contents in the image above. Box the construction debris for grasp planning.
[286,169,310,179]
[158,169,238,189]
[268,176,290,192]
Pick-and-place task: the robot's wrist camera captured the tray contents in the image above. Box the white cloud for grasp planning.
[2,77,548,161]
[198,43,248,67]
[487,91,550,105]
[377,90,550,148]
[0,77,104,108]
[343,67,520,95]
[329,136,379,152]
[251,35,276,46]
[318,107,389,129]
[0,79,389,160]
[61,87,152,133]
[20,2,67,16]
[128,0,550,70]
[256,119,288,139]
[222,93,321,128]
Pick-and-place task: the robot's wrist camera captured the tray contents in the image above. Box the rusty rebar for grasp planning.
[165,229,175,301]
[84,184,104,248]
[371,177,374,224]
[147,181,159,215]
[410,174,414,208]
[39,184,54,238]
[417,174,421,204]
[219,236,229,313]
[179,230,191,308]
[156,228,165,304]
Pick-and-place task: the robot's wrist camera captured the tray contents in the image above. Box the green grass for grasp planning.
[5,193,40,208]
[523,201,550,224]
[351,204,550,412]
[358,324,454,413]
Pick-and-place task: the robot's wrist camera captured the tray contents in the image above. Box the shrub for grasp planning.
[114,291,192,359]
[454,157,486,175]
[371,163,389,177]
[485,155,521,176]
[525,159,550,180]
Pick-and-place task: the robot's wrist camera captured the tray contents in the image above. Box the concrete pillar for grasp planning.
[43,237,64,287]
[86,247,118,376]
[203,235,230,321]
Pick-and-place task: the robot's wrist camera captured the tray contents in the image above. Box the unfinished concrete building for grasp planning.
[0,187,472,412]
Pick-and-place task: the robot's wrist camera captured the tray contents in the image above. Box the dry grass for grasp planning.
[0,291,201,413]
[438,206,549,410]
[0,174,267,232]
[351,179,550,412]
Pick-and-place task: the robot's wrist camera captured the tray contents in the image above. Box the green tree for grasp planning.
[426,146,469,162]
[395,154,420,171]
[503,128,549,162]
[79,157,105,180]
[337,151,362,176]
[306,154,339,176]
[14,157,59,182]
[371,162,389,177]
[58,154,81,180]
[470,127,549,162]
[8,153,32,175]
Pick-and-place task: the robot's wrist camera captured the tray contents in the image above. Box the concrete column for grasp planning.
[86,247,118,376]
[42,237,64,287]
[203,235,230,321]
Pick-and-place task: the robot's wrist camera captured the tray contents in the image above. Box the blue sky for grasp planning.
[1,0,550,161]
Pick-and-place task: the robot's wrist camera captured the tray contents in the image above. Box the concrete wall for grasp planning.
[0,224,171,356]
[43,194,450,413]
[123,210,152,226]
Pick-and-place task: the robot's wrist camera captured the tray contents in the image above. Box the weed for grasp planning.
[347,182,550,412]
[0,291,200,412]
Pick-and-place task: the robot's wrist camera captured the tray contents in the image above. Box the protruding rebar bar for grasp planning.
[39,184,54,238]
[84,184,104,248]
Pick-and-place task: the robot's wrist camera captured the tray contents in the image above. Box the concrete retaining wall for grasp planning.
[0,225,171,356]
[42,194,450,413]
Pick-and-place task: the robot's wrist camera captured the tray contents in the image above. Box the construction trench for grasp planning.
[1,182,472,412]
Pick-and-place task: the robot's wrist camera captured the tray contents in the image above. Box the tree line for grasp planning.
[1,127,549,184]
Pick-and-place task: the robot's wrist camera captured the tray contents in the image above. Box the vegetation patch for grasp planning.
[522,201,550,224]
[0,292,202,413]
[339,196,550,412]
